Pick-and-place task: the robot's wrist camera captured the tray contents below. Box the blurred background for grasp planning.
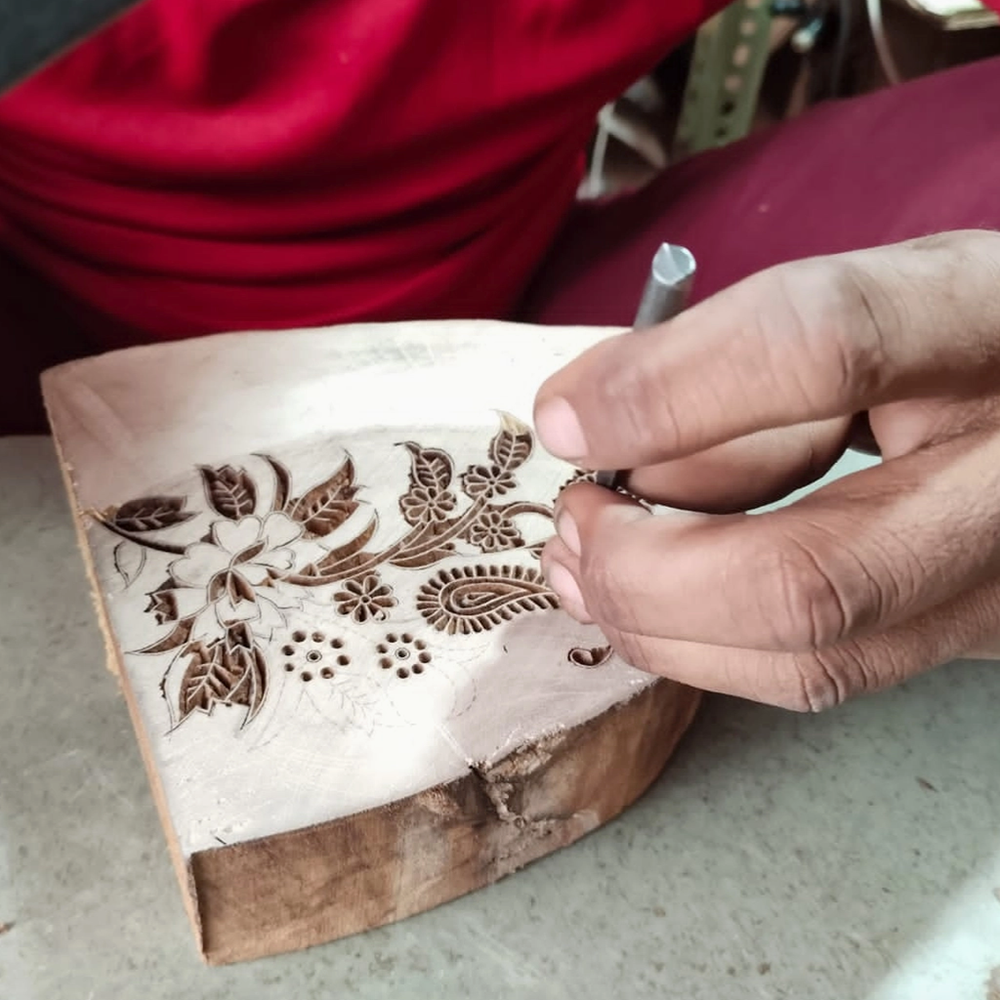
[584,0,1000,197]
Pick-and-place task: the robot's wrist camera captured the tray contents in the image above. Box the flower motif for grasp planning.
[167,512,305,639]
[464,510,522,553]
[460,463,517,499]
[334,574,397,623]
[399,485,457,525]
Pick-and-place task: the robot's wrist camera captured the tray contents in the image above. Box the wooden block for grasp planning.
[42,320,701,964]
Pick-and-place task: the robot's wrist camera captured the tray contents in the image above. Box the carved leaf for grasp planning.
[289,457,359,536]
[136,617,196,655]
[177,643,224,717]
[199,465,257,520]
[177,626,267,723]
[313,515,380,575]
[113,540,147,587]
[488,413,533,474]
[568,645,613,668]
[400,442,454,495]
[255,454,292,512]
[111,495,196,533]
[390,541,457,569]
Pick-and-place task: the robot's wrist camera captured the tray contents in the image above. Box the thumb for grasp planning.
[533,231,1000,471]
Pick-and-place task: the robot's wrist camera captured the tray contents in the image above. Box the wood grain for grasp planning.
[189,679,699,965]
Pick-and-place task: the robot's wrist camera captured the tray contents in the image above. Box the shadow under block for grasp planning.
[41,320,702,964]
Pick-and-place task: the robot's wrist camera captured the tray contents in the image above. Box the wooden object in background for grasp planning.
[42,320,702,964]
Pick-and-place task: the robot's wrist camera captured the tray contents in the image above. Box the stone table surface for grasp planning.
[1,435,998,1000]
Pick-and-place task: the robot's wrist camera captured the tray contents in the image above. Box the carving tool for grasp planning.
[594,243,696,490]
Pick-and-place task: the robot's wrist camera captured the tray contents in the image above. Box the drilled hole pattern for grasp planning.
[281,628,433,684]
[377,633,432,678]
[282,627,349,682]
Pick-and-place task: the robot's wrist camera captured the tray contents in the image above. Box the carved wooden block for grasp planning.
[42,320,701,964]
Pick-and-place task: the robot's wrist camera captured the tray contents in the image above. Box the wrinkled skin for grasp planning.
[533,230,1000,711]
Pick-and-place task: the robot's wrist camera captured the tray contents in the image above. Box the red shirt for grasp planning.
[0,1,721,347]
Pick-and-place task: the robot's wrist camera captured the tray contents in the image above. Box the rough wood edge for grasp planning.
[42,398,205,948]
[191,677,701,965]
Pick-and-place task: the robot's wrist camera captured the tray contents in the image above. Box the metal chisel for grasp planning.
[594,242,697,490]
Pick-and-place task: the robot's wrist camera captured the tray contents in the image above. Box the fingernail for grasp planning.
[546,561,589,620]
[555,509,581,557]
[534,397,588,462]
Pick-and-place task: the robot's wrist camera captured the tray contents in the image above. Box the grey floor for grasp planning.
[2,436,999,1000]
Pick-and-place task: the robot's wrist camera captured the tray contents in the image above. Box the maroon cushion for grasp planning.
[520,55,1000,326]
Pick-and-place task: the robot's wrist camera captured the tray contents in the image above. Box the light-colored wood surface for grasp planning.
[42,320,701,963]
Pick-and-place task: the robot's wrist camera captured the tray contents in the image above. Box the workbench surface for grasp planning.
[1,435,998,1000]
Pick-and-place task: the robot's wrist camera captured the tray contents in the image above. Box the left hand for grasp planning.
[532,231,1000,711]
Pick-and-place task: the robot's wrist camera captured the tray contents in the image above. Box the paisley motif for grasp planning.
[416,564,558,635]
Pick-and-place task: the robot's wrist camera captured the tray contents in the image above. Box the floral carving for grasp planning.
[462,509,523,553]
[169,512,303,636]
[399,485,457,525]
[460,464,518,499]
[334,574,397,623]
[91,413,612,732]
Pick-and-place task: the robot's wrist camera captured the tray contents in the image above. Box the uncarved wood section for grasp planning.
[190,679,701,965]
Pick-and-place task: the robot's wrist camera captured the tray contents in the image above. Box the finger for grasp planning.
[597,572,1000,712]
[534,231,1000,470]
[965,642,1000,659]
[625,417,851,513]
[551,427,1000,651]
[539,535,594,624]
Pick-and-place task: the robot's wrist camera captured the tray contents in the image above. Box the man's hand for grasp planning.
[533,230,1000,711]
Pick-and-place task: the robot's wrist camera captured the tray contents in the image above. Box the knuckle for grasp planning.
[790,650,850,712]
[792,640,888,713]
[604,354,687,457]
[766,258,890,411]
[578,535,640,633]
[759,534,851,650]
[601,331,701,455]
[827,260,894,398]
